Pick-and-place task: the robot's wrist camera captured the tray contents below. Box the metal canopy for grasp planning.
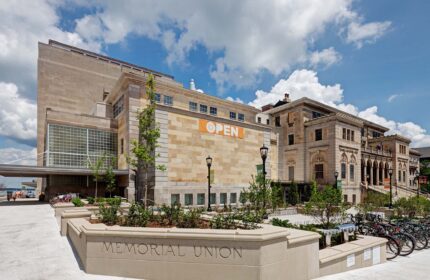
[0,164,129,177]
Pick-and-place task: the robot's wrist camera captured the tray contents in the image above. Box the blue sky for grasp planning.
[0,0,429,187]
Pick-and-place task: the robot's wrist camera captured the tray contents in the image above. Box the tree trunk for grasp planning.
[144,170,148,209]
[95,180,98,198]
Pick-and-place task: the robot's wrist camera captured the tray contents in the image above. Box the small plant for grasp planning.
[71,197,84,207]
[160,204,182,226]
[177,209,203,228]
[106,197,121,207]
[87,196,95,205]
[126,203,151,227]
[98,203,119,225]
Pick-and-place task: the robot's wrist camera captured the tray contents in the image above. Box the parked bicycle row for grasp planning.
[350,213,430,260]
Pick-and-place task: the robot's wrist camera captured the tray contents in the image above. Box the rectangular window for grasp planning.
[120,138,124,154]
[189,101,197,111]
[315,129,323,141]
[230,193,237,204]
[288,166,294,181]
[257,117,261,123]
[230,112,237,120]
[398,171,402,182]
[199,104,208,113]
[155,93,161,103]
[197,193,205,205]
[171,194,180,205]
[210,107,217,116]
[315,164,324,179]
[113,95,124,118]
[352,194,357,204]
[350,164,355,180]
[266,119,270,125]
[341,163,346,179]
[347,129,351,140]
[403,171,406,182]
[238,113,245,122]
[275,116,281,127]
[220,193,227,205]
[344,195,348,203]
[312,111,323,119]
[210,193,216,205]
[372,131,381,138]
[184,194,193,206]
[342,128,346,140]
[164,95,173,106]
[351,131,355,142]
[288,134,294,145]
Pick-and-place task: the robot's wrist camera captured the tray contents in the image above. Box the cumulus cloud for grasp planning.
[0,0,101,98]
[0,82,36,144]
[248,69,430,147]
[71,0,391,92]
[309,47,342,68]
[226,96,244,104]
[346,21,392,48]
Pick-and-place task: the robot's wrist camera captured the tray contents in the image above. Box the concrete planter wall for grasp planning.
[67,218,321,280]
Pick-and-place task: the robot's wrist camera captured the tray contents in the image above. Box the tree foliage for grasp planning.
[394,196,430,218]
[304,182,346,229]
[88,155,105,198]
[128,74,165,207]
[286,181,300,206]
[105,156,117,197]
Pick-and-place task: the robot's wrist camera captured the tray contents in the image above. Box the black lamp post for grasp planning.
[415,171,420,198]
[260,145,268,208]
[334,171,339,189]
[206,156,213,212]
[388,168,393,209]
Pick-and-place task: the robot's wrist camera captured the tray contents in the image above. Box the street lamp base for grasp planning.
[207,207,212,212]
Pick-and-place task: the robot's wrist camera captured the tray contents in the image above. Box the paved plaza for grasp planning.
[1,201,429,280]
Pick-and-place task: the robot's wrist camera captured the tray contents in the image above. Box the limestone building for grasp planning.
[36,40,419,205]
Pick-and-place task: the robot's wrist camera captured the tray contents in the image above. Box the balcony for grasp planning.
[362,147,392,157]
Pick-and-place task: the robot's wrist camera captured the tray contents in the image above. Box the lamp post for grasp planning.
[206,156,212,212]
[415,170,420,198]
[334,171,339,189]
[388,168,393,209]
[260,145,268,208]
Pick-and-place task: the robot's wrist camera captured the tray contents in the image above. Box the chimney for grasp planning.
[284,92,291,103]
[190,79,196,91]
[262,104,274,112]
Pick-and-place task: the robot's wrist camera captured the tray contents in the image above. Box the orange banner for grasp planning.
[199,119,244,139]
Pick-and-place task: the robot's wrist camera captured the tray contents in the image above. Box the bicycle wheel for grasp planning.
[384,235,400,260]
[414,234,428,250]
[392,233,415,256]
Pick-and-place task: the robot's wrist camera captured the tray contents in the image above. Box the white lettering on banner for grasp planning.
[199,119,244,138]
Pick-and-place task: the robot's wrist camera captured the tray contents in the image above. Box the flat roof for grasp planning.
[47,40,174,79]
[0,164,129,177]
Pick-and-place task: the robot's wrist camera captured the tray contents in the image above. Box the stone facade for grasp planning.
[37,40,419,204]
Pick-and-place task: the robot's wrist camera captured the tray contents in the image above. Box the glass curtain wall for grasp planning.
[46,124,117,168]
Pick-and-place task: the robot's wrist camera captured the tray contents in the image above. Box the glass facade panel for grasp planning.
[47,124,117,168]
[113,95,124,118]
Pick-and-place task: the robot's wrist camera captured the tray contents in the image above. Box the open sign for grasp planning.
[199,119,244,139]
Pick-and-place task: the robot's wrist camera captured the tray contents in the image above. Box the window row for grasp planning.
[155,93,173,106]
[170,192,239,206]
[340,162,355,181]
[342,128,355,142]
[399,144,407,155]
[257,117,270,125]
[188,101,218,116]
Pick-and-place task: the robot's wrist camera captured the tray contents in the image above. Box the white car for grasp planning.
[26,191,36,198]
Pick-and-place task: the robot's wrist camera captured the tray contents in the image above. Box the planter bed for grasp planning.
[67,218,321,280]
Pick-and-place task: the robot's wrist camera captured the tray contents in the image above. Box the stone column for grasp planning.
[369,161,373,186]
[363,162,367,184]
[375,161,380,185]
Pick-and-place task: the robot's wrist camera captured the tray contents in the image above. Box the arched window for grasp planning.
[341,153,348,179]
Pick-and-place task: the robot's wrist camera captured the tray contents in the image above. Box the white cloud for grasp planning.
[0,0,101,98]
[0,147,37,165]
[309,47,342,68]
[388,94,400,102]
[226,96,244,104]
[248,69,430,148]
[248,69,343,108]
[71,0,391,92]
[346,21,391,48]
[0,82,36,143]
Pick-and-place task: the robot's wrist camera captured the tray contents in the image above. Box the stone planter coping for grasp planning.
[70,219,290,242]
[51,202,74,208]
[286,228,321,245]
[319,235,386,264]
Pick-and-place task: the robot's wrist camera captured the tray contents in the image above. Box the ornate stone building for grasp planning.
[35,40,419,205]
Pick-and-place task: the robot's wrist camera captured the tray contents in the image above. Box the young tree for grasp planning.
[88,155,105,198]
[105,156,117,197]
[286,181,300,206]
[305,182,345,229]
[241,174,272,211]
[129,74,165,208]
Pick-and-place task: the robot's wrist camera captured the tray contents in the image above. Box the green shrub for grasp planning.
[177,209,203,228]
[126,203,151,227]
[72,197,84,207]
[160,204,182,226]
[87,196,95,205]
[98,203,119,225]
[106,197,121,207]
[95,197,106,203]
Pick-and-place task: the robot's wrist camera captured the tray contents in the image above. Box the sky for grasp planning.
[0,0,429,187]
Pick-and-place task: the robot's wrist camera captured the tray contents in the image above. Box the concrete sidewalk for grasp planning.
[0,201,136,280]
